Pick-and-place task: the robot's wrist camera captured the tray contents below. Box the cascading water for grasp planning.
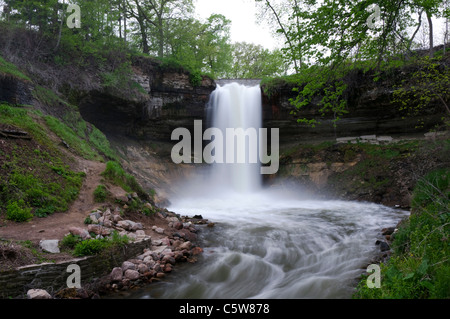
[125,82,409,299]
[206,82,263,193]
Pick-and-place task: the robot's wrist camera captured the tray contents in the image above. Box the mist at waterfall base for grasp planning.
[128,83,409,299]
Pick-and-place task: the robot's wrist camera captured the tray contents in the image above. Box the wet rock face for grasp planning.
[0,75,33,106]
[261,77,443,144]
[78,58,216,142]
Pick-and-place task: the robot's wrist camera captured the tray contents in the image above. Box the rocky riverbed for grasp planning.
[23,205,214,299]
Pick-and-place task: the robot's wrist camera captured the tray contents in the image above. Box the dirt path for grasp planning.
[0,159,106,244]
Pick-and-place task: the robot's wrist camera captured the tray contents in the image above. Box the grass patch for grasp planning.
[101,161,147,199]
[0,115,86,220]
[93,185,108,203]
[354,168,450,299]
[0,55,31,81]
[0,103,50,145]
[44,115,102,161]
[72,231,129,257]
[6,200,33,222]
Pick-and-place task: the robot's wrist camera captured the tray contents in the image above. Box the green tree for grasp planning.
[166,14,232,78]
[227,42,286,78]
[125,0,194,58]
[257,0,448,127]
[393,56,450,124]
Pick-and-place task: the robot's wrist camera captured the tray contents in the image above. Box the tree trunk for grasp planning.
[426,10,434,57]
[124,0,127,43]
[158,17,164,58]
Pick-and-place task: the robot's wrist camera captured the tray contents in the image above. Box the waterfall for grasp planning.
[126,83,410,301]
[206,82,263,193]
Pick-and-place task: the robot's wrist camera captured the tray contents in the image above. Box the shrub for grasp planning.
[93,185,108,203]
[72,231,129,257]
[73,239,107,257]
[60,234,82,249]
[6,200,33,222]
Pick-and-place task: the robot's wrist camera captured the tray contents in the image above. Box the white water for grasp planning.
[126,83,409,299]
[206,83,263,193]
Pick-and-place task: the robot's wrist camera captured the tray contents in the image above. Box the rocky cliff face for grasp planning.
[0,74,33,106]
[261,70,444,145]
[77,57,215,142]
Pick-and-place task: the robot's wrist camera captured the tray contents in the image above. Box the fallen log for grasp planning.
[0,130,32,140]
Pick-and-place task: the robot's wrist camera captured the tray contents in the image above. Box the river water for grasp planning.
[123,83,409,299]
[125,189,407,299]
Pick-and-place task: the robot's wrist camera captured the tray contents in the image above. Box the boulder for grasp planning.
[137,263,149,274]
[27,289,52,299]
[39,240,60,254]
[172,222,183,230]
[88,224,111,236]
[110,267,123,282]
[382,227,396,236]
[124,269,140,281]
[69,227,91,240]
[121,261,136,272]
[178,241,192,251]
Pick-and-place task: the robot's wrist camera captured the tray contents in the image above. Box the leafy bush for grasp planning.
[189,70,203,87]
[6,200,33,222]
[72,231,129,257]
[93,185,108,203]
[60,234,82,249]
[73,238,107,257]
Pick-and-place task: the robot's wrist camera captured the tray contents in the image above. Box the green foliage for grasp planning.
[73,232,129,257]
[88,126,118,161]
[354,169,450,299]
[60,234,82,250]
[0,114,85,218]
[93,185,108,203]
[73,238,108,257]
[393,56,450,126]
[0,55,31,81]
[32,85,66,107]
[44,115,102,161]
[6,200,33,222]
[411,168,449,209]
[289,66,349,127]
[101,161,147,199]
[0,103,49,145]
[101,62,133,90]
[225,42,287,79]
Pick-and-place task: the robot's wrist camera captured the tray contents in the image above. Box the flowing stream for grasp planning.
[125,83,409,299]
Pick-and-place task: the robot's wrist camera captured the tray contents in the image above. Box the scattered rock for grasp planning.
[172,221,183,230]
[110,267,123,282]
[382,227,396,236]
[376,240,391,252]
[27,289,52,299]
[69,227,91,240]
[39,240,60,254]
[121,261,136,272]
[124,269,140,281]
[178,241,192,251]
[137,263,149,274]
[191,247,204,256]
[88,224,111,236]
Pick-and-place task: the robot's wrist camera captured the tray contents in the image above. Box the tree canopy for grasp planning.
[0,0,287,80]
